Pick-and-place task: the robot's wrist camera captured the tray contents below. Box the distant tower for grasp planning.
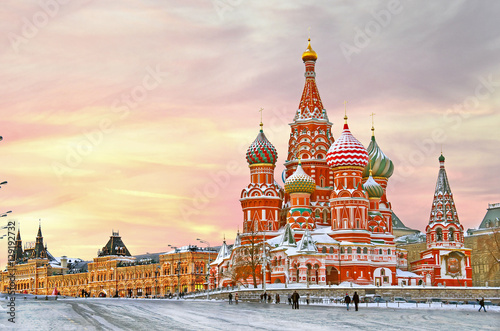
[426,154,464,249]
[411,154,472,286]
[327,115,371,243]
[34,223,47,259]
[13,229,24,263]
[284,159,316,230]
[284,38,334,227]
[240,121,283,239]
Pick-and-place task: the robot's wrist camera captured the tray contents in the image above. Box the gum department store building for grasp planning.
[2,40,485,297]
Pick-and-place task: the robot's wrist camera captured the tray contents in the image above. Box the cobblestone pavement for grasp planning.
[1,297,499,331]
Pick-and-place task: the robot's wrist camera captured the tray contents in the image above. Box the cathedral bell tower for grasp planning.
[284,39,334,227]
[240,121,284,243]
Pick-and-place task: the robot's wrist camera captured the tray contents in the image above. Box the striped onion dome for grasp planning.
[362,131,394,178]
[285,162,316,194]
[363,172,384,198]
[326,118,369,168]
[246,126,277,165]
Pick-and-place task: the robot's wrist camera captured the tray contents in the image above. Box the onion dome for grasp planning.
[326,117,369,168]
[363,171,384,198]
[302,38,318,62]
[362,128,394,178]
[246,124,278,165]
[285,161,316,194]
[439,153,445,162]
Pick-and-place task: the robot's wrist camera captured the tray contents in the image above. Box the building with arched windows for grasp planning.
[410,154,472,286]
[209,39,413,288]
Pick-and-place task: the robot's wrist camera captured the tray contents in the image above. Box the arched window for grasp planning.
[320,176,325,187]
[315,210,320,218]
[388,249,391,255]
[379,248,383,255]
[449,228,455,241]
[329,247,334,254]
[381,269,385,276]
[436,228,443,241]
[363,247,368,254]
[341,247,345,254]
[356,247,361,254]
[347,247,352,254]
[322,246,327,253]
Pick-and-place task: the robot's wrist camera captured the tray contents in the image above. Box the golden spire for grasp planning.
[370,112,376,136]
[302,37,318,62]
[298,156,302,165]
[344,100,348,123]
[259,108,264,130]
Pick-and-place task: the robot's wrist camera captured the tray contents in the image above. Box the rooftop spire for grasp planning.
[344,100,348,125]
[259,107,264,131]
[294,38,327,122]
[429,154,460,225]
[370,112,376,136]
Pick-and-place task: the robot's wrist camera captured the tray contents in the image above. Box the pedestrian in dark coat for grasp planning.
[345,293,351,311]
[292,291,300,309]
[276,293,280,304]
[263,292,268,303]
[228,292,233,304]
[353,292,359,311]
[478,297,487,312]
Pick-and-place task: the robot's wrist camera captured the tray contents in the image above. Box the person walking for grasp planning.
[306,293,310,305]
[478,297,487,312]
[345,293,351,311]
[235,292,239,305]
[275,293,280,304]
[228,292,233,305]
[292,290,300,309]
[288,293,292,305]
[353,292,359,311]
[263,292,267,303]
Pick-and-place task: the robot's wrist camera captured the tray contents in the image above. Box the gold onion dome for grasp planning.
[363,171,384,198]
[285,161,316,194]
[362,129,394,178]
[302,38,318,62]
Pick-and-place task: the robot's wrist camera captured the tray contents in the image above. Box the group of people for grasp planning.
[344,292,360,311]
[228,292,239,304]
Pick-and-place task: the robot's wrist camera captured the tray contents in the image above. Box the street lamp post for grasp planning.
[196,238,211,300]
[262,233,268,292]
[154,266,160,298]
[168,245,181,298]
[338,243,342,285]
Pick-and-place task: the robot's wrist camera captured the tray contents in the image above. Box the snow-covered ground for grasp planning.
[1,297,498,331]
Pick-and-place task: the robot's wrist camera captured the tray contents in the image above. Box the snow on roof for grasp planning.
[212,241,231,265]
[297,229,318,253]
[396,269,423,278]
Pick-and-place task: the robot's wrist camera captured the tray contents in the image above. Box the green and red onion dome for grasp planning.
[326,120,369,168]
[363,173,384,198]
[284,162,316,194]
[362,135,394,178]
[246,128,278,165]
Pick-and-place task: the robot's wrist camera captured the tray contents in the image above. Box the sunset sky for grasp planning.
[1,1,499,265]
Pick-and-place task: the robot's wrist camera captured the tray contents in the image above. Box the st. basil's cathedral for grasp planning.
[209,39,472,288]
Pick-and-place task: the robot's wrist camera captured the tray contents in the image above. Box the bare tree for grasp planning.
[229,219,264,288]
[486,229,500,281]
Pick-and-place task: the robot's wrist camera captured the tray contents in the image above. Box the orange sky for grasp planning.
[1,1,499,266]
